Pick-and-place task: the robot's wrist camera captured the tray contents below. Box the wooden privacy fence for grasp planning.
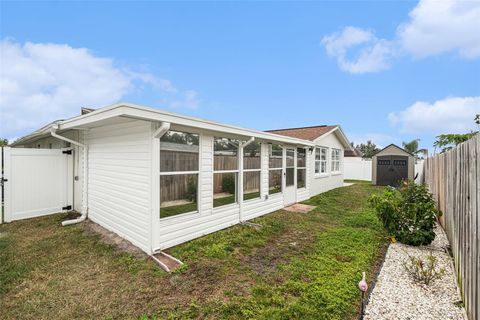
[160,152,263,202]
[423,134,479,320]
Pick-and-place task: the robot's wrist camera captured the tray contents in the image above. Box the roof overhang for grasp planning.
[13,102,316,147]
[313,126,354,151]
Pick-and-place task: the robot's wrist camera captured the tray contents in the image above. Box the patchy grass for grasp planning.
[161,202,197,219]
[0,182,386,319]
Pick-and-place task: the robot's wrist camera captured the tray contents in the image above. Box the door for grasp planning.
[284,147,296,206]
[377,155,408,186]
[2,147,73,222]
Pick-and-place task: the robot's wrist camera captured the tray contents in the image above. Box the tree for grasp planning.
[402,139,428,159]
[433,132,477,153]
[356,140,379,159]
[432,116,479,153]
[0,138,8,146]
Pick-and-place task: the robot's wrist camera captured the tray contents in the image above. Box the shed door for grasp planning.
[377,155,408,186]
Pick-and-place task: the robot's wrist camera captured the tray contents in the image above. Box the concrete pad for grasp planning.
[284,203,316,213]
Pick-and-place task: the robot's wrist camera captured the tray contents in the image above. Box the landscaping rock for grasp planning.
[364,225,467,320]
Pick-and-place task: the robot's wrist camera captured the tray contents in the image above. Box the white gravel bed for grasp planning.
[364,225,467,320]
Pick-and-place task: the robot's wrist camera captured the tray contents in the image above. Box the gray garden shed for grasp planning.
[372,144,414,186]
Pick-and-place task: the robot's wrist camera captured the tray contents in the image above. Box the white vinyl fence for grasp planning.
[344,157,372,181]
[1,147,73,223]
[344,157,424,183]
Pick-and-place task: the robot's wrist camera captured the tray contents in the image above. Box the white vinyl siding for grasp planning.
[86,119,152,253]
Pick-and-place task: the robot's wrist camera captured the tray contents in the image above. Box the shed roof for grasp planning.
[373,144,414,157]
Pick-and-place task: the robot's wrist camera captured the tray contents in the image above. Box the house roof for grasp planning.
[344,148,362,157]
[265,125,353,151]
[12,102,317,147]
[265,125,338,141]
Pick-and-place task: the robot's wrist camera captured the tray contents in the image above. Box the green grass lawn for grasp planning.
[0,182,386,320]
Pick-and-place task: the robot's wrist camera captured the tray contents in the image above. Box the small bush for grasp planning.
[222,174,235,194]
[402,252,445,285]
[368,180,440,246]
[186,176,197,202]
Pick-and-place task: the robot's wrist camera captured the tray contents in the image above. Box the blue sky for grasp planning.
[1,0,479,151]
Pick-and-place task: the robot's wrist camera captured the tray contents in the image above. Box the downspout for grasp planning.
[153,122,171,139]
[151,122,170,254]
[238,137,255,222]
[50,125,89,226]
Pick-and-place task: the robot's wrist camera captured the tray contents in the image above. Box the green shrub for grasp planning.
[368,180,440,246]
[222,174,235,194]
[186,176,197,202]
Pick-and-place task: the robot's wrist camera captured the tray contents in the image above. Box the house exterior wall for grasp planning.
[372,145,414,184]
[309,132,345,196]
[86,119,153,253]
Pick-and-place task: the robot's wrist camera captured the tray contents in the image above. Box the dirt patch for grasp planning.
[82,220,146,259]
[244,229,315,274]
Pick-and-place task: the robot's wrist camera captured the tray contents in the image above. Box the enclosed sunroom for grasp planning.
[11,102,348,255]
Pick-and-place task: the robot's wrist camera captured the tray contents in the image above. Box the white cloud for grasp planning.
[388,96,480,134]
[348,132,394,149]
[0,39,199,140]
[322,0,480,72]
[398,0,480,59]
[321,26,394,74]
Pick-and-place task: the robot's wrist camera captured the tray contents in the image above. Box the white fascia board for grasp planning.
[313,126,353,150]
[59,102,315,146]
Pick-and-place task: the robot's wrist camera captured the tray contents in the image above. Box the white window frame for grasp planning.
[315,147,328,176]
[243,142,262,202]
[213,137,239,209]
[331,148,341,173]
[297,147,307,189]
[159,130,200,220]
[268,143,283,195]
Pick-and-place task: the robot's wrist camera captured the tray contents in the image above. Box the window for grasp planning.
[268,144,283,195]
[297,148,306,188]
[393,159,407,166]
[286,148,295,187]
[315,147,328,174]
[214,137,239,208]
[243,141,261,201]
[159,130,200,219]
[331,148,341,172]
[378,159,390,165]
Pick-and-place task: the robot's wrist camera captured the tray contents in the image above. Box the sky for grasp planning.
[1,0,480,152]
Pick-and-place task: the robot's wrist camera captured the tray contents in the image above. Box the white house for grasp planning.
[10,102,353,256]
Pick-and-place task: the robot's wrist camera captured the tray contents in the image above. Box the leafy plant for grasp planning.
[355,140,379,159]
[402,252,445,285]
[434,132,478,153]
[402,139,427,159]
[186,176,197,202]
[222,174,235,194]
[368,180,440,246]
